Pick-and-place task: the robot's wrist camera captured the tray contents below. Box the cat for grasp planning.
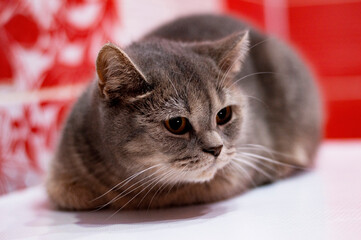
[46,14,323,210]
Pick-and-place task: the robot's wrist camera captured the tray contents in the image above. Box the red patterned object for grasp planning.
[0,100,74,193]
[0,0,118,89]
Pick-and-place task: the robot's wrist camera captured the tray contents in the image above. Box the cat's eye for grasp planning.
[164,117,190,135]
[216,106,232,125]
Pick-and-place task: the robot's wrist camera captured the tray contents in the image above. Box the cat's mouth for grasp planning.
[195,161,219,182]
[170,154,233,183]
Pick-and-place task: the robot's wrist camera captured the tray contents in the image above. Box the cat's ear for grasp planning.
[191,31,249,74]
[96,43,152,101]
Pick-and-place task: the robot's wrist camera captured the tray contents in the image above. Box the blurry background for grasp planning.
[0,0,360,195]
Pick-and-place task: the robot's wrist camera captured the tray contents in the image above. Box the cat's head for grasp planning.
[95,32,249,183]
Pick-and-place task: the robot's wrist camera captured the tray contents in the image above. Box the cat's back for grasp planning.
[145,14,263,43]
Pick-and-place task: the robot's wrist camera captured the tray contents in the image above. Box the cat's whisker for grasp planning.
[248,38,271,51]
[217,33,267,90]
[215,55,232,90]
[166,75,180,98]
[146,166,188,210]
[147,170,178,209]
[168,167,187,193]
[104,171,169,215]
[168,167,188,196]
[185,70,196,91]
[91,164,162,202]
[232,157,274,181]
[230,161,257,187]
[93,166,166,211]
[215,41,244,91]
[236,146,276,160]
[237,144,275,155]
[226,162,253,191]
[236,144,306,169]
[229,72,282,89]
[216,30,250,89]
[109,167,167,202]
[243,94,270,110]
[241,144,306,163]
[235,153,277,173]
[137,169,175,208]
[239,152,306,170]
[217,52,246,91]
[107,170,173,219]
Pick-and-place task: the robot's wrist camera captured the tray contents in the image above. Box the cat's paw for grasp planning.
[46,178,102,210]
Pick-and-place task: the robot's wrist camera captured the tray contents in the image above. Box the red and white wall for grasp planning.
[0,0,360,194]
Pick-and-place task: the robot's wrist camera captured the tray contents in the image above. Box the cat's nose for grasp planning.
[203,145,223,157]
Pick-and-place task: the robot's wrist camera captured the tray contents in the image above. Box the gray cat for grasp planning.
[46,14,322,210]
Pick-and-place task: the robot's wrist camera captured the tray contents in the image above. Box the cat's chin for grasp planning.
[168,156,231,183]
[188,164,220,183]
[192,171,217,182]
[186,158,230,183]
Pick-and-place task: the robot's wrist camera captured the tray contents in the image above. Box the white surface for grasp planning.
[1,141,361,240]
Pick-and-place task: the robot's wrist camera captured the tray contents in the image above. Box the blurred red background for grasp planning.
[0,0,360,194]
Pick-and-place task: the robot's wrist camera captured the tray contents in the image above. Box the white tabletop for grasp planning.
[1,141,361,240]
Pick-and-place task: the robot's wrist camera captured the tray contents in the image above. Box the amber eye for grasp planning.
[164,117,190,135]
[216,106,232,125]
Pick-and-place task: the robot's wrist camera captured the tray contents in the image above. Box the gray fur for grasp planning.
[46,14,322,210]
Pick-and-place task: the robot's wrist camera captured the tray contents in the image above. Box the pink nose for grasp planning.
[202,145,223,157]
